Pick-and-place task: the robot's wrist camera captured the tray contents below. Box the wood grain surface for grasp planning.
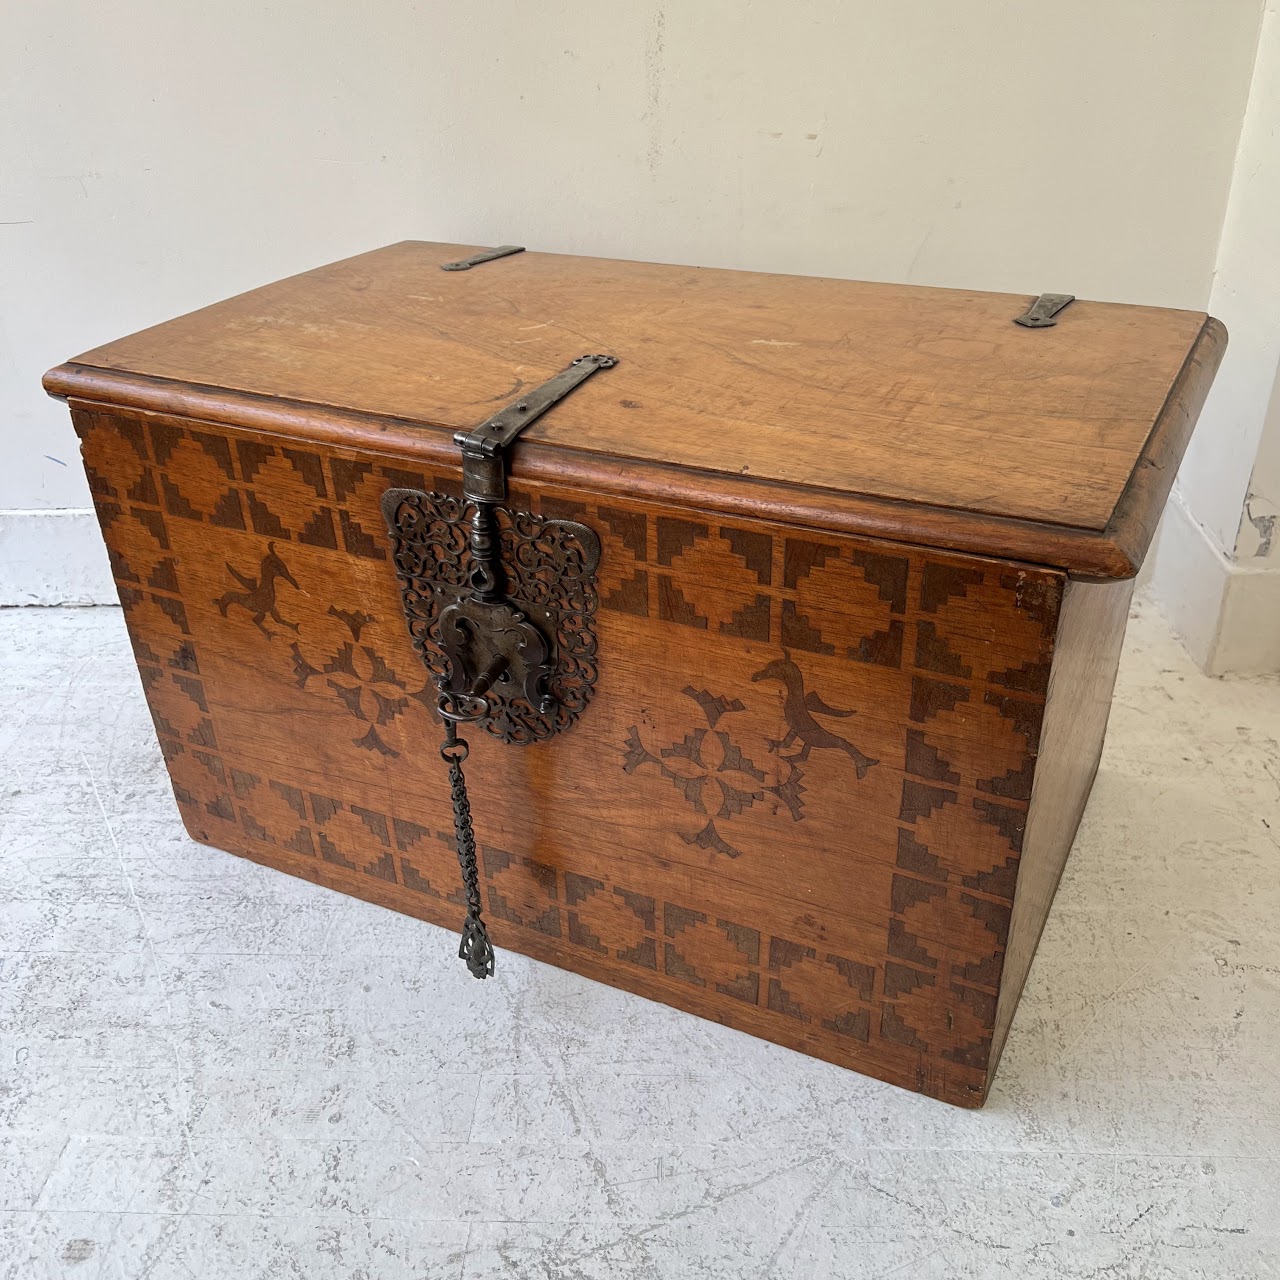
[46,242,1224,578]
[49,245,1226,1104]
[74,401,1079,1106]
[989,576,1135,1076]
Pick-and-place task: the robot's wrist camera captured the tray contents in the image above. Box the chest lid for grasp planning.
[44,241,1224,579]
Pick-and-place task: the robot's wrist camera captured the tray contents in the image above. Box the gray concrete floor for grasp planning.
[2,595,1279,1280]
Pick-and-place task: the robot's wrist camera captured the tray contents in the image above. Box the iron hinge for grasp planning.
[1013,293,1076,328]
[455,354,618,503]
[441,245,525,272]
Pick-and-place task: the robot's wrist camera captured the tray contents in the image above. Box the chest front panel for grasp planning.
[77,402,1063,1106]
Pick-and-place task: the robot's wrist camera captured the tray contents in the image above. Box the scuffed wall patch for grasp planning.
[1243,493,1277,559]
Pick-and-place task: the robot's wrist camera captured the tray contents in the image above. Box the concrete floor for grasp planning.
[1,595,1278,1280]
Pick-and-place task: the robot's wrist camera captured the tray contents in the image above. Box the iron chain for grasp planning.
[441,710,495,979]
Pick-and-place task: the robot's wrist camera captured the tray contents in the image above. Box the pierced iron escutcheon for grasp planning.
[382,354,616,977]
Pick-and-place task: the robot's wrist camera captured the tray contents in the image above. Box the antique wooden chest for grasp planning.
[45,243,1223,1106]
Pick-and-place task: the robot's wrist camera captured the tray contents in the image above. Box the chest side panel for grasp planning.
[76,403,1063,1106]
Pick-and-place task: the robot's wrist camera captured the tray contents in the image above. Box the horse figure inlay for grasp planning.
[216,542,300,639]
[752,653,878,778]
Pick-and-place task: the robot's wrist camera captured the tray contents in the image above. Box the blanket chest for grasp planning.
[44,243,1224,1106]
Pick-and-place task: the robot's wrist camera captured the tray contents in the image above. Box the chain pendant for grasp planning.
[439,713,494,980]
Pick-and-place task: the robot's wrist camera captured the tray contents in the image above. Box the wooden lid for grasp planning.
[45,240,1224,578]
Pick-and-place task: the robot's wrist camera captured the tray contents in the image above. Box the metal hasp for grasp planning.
[457,354,618,505]
[384,353,614,742]
[444,354,614,724]
[1013,293,1076,328]
[382,354,614,978]
[440,245,525,272]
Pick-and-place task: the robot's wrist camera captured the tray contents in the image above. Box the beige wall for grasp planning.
[1243,380,1280,560]
[0,0,1267,600]
[1148,1,1280,674]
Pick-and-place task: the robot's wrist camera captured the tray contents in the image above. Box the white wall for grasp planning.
[1148,0,1280,674]
[1242,370,1280,561]
[0,1,1267,606]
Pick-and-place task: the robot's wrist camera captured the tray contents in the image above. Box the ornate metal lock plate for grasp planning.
[382,354,615,744]
[381,489,600,743]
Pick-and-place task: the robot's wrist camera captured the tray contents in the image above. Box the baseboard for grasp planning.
[1215,560,1280,674]
[0,509,115,606]
[1149,494,1280,675]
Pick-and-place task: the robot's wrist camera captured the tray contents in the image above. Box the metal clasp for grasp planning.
[440,354,615,723]
[456,354,617,504]
[383,353,614,980]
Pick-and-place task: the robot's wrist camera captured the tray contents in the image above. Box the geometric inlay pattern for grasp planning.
[76,401,1064,1108]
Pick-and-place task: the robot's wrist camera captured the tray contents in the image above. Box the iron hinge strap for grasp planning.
[440,245,525,271]
[1013,293,1075,328]
[456,354,618,503]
